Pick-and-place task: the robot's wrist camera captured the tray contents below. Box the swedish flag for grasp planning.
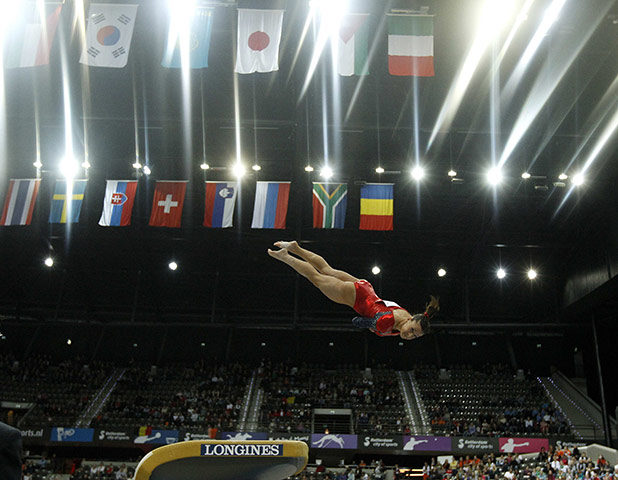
[49,180,87,224]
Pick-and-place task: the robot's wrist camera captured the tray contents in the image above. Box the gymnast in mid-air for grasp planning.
[268,241,439,339]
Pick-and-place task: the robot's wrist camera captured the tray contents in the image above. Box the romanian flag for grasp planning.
[388,15,434,77]
[359,183,393,231]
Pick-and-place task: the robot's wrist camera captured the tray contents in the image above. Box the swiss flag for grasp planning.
[148,181,187,228]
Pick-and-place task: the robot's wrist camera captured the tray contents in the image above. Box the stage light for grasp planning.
[537,343,542,348]
[304,165,314,172]
[132,161,142,169]
[168,261,178,271]
[437,268,446,277]
[59,156,79,179]
[200,163,209,170]
[521,172,531,179]
[133,343,138,347]
[487,167,503,186]
[375,167,385,174]
[527,269,537,280]
[472,341,477,346]
[497,268,506,279]
[558,173,568,180]
[371,266,381,275]
[232,163,246,178]
[67,339,72,345]
[447,169,457,177]
[200,342,205,347]
[33,160,43,169]
[261,342,266,347]
[143,165,151,175]
[44,257,54,267]
[411,166,425,181]
[252,164,261,171]
[320,166,333,179]
[329,342,334,347]
[572,172,584,186]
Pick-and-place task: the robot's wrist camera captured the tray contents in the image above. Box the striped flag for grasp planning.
[161,7,213,69]
[99,180,137,227]
[251,181,290,229]
[360,183,393,231]
[49,180,88,224]
[1,179,41,226]
[3,4,62,68]
[388,15,434,77]
[337,14,370,76]
[203,181,237,228]
[312,183,347,229]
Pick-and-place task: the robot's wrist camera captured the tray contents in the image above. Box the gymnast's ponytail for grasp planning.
[414,295,440,334]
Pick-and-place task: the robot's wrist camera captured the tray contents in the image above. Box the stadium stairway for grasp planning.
[238,369,262,432]
[76,368,126,427]
[397,371,428,435]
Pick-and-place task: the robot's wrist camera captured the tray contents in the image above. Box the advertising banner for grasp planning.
[220,432,268,441]
[453,437,499,453]
[180,431,213,442]
[311,434,358,449]
[402,436,451,452]
[499,437,549,453]
[95,429,133,444]
[551,439,588,450]
[21,428,48,444]
[267,433,312,443]
[50,427,94,443]
[133,430,178,445]
[360,435,404,450]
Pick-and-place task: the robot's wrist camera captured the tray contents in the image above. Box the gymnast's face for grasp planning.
[399,319,424,340]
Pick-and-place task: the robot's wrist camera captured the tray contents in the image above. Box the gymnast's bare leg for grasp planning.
[267,243,356,308]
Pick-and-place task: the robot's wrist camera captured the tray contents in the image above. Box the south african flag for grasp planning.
[312,183,348,229]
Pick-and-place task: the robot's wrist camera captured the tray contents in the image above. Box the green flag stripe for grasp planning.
[388,15,433,36]
[354,18,369,75]
[313,184,347,228]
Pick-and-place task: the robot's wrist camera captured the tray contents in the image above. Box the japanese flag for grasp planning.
[234,9,284,74]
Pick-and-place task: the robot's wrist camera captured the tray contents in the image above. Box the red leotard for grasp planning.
[353,280,404,336]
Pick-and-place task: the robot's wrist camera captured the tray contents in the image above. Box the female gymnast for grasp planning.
[268,241,439,340]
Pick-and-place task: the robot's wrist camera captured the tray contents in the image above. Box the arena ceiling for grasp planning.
[1,0,618,332]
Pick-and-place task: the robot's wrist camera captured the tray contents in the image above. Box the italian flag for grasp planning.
[388,15,434,77]
[337,14,370,76]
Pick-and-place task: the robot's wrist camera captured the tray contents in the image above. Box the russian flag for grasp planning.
[1,179,41,226]
[203,181,237,228]
[98,180,137,226]
[251,181,290,229]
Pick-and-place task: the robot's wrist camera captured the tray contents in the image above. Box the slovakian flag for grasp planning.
[49,180,87,224]
[79,4,139,68]
[161,7,213,69]
[235,9,284,74]
[204,181,237,228]
[388,15,434,77]
[312,183,347,229]
[3,4,62,68]
[360,183,393,231]
[98,180,137,227]
[337,14,370,76]
[148,181,187,228]
[251,181,290,229]
[1,179,41,226]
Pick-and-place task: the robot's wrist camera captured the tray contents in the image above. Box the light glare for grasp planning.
[572,172,584,186]
[447,169,457,177]
[371,266,381,275]
[497,268,506,279]
[232,163,246,178]
[437,268,446,277]
[168,261,178,271]
[132,161,142,169]
[304,165,314,172]
[320,166,333,179]
[521,172,531,179]
[252,164,261,171]
[59,156,79,179]
[44,257,54,267]
[528,269,537,280]
[411,166,425,181]
[143,165,151,175]
[375,167,385,174]
[558,173,568,180]
[200,163,209,170]
[487,167,503,185]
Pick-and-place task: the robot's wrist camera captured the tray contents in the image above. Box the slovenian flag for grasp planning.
[235,9,284,74]
[360,183,393,231]
[251,181,290,229]
[3,4,62,68]
[1,179,41,226]
[98,180,138,227]
[337,14,370,76]
[161,7,213,69]
[312,183,347,229]
[49,180,88,224]
[204,181,237,228]
[388,15,434,77]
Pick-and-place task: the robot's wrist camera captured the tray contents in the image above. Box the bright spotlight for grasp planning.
[143,165,151,175]
[59,156,79,179]
[411,166,425,181]
[67,339,72,345]
[497,268,506,279]
[572,172,584,186]
[521,172,531,179]
[375,167,385,174]
[82,161,91,170]
[232,163,246,178]
[371,266,381,275]
[132,161,142,169]
[527,269,537,280]
[33,160,43,169]
[304,165,314,172]
[558,173,568,181]
[487,167,503,186]
[320,166,333,179]
[447,169,457,177]
[168,261,178,271]
[200,163,209,170]
[437,268,446,277]
[252,164,261,171]
[44,257,54,267]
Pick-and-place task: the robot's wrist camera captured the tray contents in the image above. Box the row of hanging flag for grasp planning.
[4,3,435,76]
[1,179,395,230]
